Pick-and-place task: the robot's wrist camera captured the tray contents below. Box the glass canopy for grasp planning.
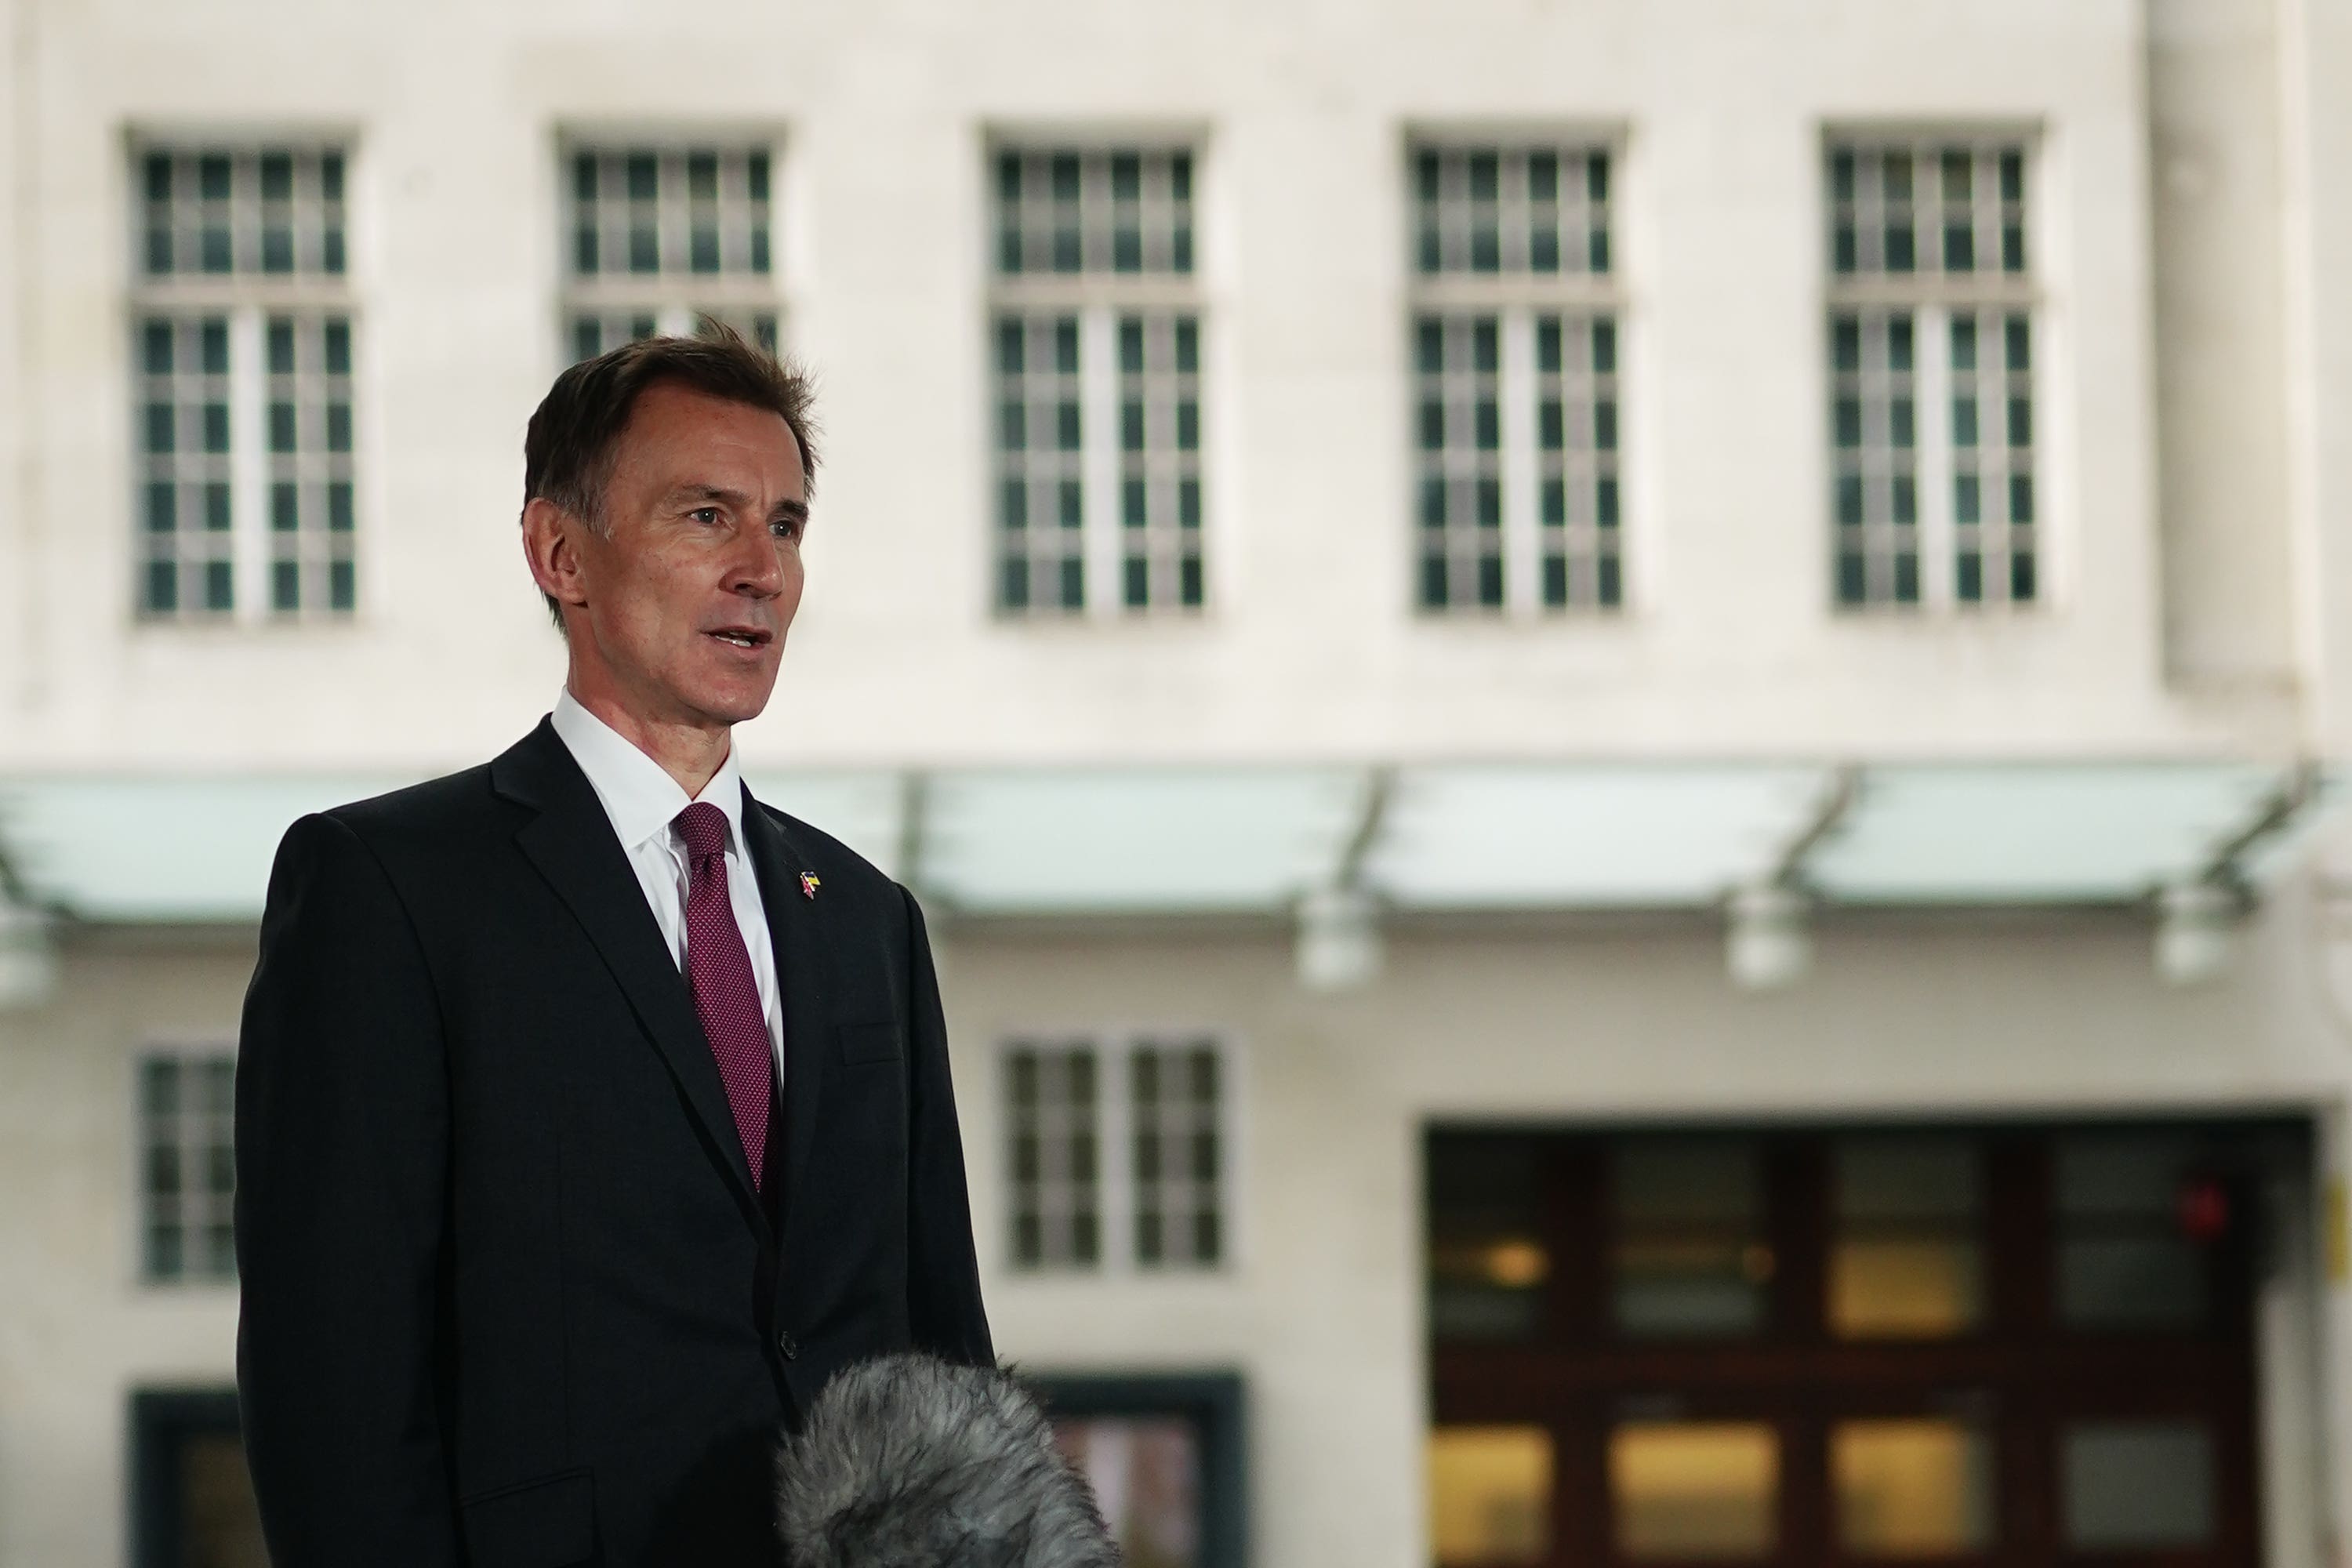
[0,761,2331,924]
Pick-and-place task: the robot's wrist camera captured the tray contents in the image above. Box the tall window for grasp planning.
[561,143,779,362]
[991,146,1205,615]
[1410,141,1624,615]
[132,144,356,621]
[139,1052,237,1283]
[1827,136,2038,610]
[1004,1033,1231,1272]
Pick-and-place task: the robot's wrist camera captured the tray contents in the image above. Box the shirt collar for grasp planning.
[550,688,746,857]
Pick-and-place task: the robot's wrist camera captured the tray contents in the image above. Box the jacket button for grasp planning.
[776,1330,799,1361]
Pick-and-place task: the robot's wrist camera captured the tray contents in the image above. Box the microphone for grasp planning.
[775,1353,1123,1568]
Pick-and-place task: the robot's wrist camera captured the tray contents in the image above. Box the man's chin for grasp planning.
[689,672,783,728]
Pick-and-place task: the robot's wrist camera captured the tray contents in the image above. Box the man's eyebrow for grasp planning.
[659,482,806,523]
[662,482,751,509]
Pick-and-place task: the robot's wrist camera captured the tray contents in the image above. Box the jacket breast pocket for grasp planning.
[459,1468,596,1566]
[837,1021,904,1065]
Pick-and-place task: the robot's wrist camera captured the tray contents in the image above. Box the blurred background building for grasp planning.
[3,0,2352,1564]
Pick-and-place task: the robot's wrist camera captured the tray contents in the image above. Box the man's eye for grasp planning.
[691,506,720,524]
[771,519,801,539]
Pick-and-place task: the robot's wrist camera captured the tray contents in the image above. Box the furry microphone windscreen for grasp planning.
[774,1353,1123,1568]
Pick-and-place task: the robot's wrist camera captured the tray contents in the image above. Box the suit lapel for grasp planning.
[739,788,834,1226]
[493,720,764,1225]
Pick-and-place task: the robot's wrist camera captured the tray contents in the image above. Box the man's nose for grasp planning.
[728,524,786,597]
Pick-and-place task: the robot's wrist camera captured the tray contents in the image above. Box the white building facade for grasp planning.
[3,0,2352,1563]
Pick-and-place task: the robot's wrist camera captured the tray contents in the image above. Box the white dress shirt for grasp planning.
[550,690,785,1082]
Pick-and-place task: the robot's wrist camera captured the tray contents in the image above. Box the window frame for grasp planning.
[985,135,1212,620]
[1406,129,1631,620]
[129,1386,255,1568]
[1029,1370,1249,1568]
[999,1027,1240,1277]
[554,129,789,365]
[126,134,365,626]
[1821,126,2046,616]
[133,1046,240,1289]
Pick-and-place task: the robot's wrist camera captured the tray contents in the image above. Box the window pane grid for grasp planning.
[263,314,358,615]
[140,1054,238,1283]
[1830,141,2027,283]
[1115,313,1205,611]
[1831,310,1922,608]
[996,148,1195,277]
[1005,1043,1102,1269]
[1411,142,1624,619]
[561,146,782,368]
[1534,313,1623,609]
[568,147,772,279]
[995,312,1088,614]
[566,309,777,366]
[992,146,1207,617]
[135,314,238,619]
[1949,310,2037,605]
[1416,314,1506,612]
[132,143,360,624]
[1827,136,2036,612]
[140,147,347,278]
[1415,145,1611,278]
[1131,1040,1222,1269]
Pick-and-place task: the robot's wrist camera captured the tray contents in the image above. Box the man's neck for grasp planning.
[564,682,731,798]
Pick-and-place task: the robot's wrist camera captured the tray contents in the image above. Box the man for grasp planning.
[234,328,992,1566]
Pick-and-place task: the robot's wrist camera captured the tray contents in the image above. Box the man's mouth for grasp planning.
[706,626,773,650]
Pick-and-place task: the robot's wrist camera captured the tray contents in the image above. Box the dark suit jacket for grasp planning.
[234,718,993,1566]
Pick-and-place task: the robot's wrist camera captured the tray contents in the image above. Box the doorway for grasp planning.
[1424,1122,2292,1567]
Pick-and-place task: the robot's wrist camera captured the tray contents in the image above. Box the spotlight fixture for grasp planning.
[0,894,56,1013]
[2156,880,2237,986]
[1728,882,1811,990]
[1296,884,1382,993]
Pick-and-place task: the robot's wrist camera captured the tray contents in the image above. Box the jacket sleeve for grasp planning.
[234,812,461,1565]
[899,884,995,1367]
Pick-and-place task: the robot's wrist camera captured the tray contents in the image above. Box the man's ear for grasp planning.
[521,497,591,614]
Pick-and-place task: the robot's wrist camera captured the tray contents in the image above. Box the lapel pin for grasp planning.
[800,872,821,900]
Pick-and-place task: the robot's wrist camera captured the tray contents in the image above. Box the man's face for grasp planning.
[567,382,808,731]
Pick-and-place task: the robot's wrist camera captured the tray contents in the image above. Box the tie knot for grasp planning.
[674,800,730,864]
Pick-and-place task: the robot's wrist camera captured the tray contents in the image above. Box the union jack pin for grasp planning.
[800,872,822,900]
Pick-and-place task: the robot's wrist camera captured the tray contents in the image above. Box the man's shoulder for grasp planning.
[319,724,556,850]
[260,762,514,917]
[325,763,504,840]
[286,762,522,888]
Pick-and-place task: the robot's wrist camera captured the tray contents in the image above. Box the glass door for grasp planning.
[1425,1122,2282,1568]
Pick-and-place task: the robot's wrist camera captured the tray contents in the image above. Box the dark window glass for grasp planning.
[2056,1137,2209,1329]
[1613,1141,1767,1338]
[2062,1422,2215,1549]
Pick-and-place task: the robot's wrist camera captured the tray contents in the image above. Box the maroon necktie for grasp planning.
[674,802,771,1190]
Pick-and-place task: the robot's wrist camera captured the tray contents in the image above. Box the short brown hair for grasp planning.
[521,321,819,626]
